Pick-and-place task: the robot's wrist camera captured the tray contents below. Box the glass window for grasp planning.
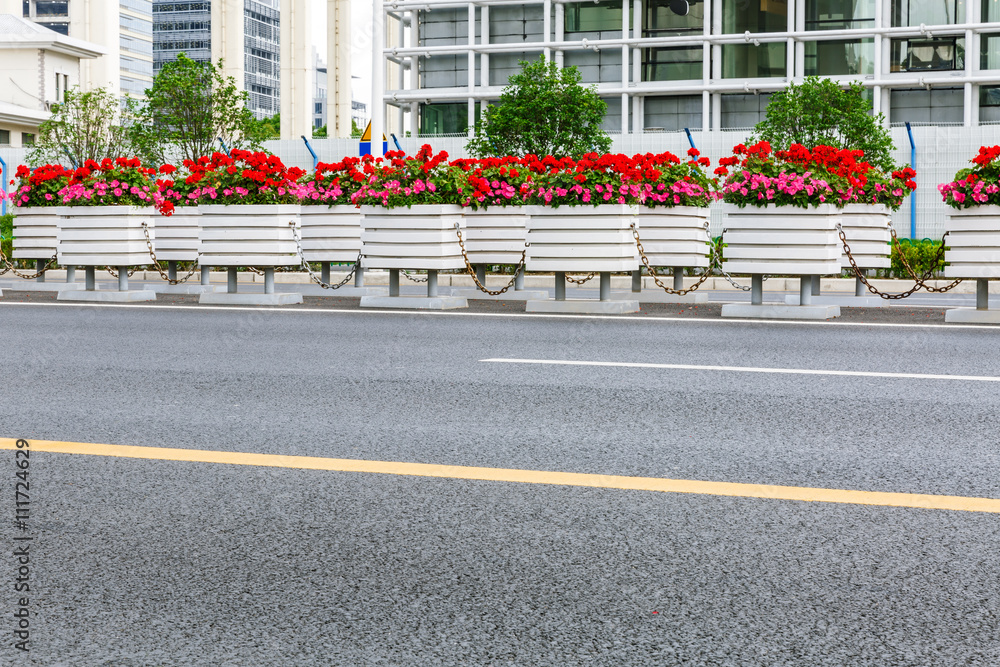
[892,0,964,27]
[565,0,623,33]
[314,102,322,113]
[39,21,69,34]
[35,1,68,16]
[722,42,787,78]
[643,47,703,81]
[21,133,35,146]
[805,0,875,30]
[804,39,874,75]
[721,0,787,34]
[982,33,1000,69]
[419,103,467,135]
[0,129,10,145]
[643,0,702,36]
[986,0,1000,22]
[890,37,964,71]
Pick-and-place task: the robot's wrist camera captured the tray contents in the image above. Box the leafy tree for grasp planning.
[29,87,136,167]
[467,56,611,158]
[751,77,895,171]
[249,113,281,140]
[127,53,267,164]
[351,119,363,138]
[312,124,327,138]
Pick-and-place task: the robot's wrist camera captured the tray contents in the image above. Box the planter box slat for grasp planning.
[58,206,156,267]
[360,205,466,271]
[525,205,639,273]
[199,204,300,267]
[839,203,891,269]
[463,210,527,265]
[11,207,60,260]
[154,209,200,262]
[299,207,362,263]
[635,207,711,269]
[944,206,1000,278]
[722,203,842,276]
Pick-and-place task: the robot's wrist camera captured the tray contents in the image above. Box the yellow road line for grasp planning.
[2,438,998,514]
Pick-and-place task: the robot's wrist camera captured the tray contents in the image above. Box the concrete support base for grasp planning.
[453,288,550,301]
[314,286,388,297]
[148,283,225,294]
[944,308,1000,324]
[0,281,84,292]
[629,291,709,304]
[721,303,841,320]
[784,294,887,307]
[359,295,468,310]
[526,299,640,314]
[58,289,156,302]
[199,292,304,305]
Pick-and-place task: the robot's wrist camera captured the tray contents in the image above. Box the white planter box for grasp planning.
[944,205,1000,278]
[198,204,300,267]
[12,206,61,260]
[721,203,842,276]
[57,206,155,267]
[299,205,362,263]
[634,206,711,269]
[153,206,199,262]
[840,203,891,269]
[360,204,466,271]
[462,208,528,265]
[525,205,640,273]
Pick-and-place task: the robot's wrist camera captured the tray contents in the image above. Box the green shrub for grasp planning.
[886,239,945,279]
[1,213,12,261]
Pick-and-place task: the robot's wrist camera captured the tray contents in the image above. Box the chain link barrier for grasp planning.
[565,272,596,284]
[401,269,429,283]
[105,266,138,279]
[838,224,963,300]
[140,222,199,285]
[0,249,57,280]
[630,222,716,296]
[454,222,527,296]
[288,222,362,290]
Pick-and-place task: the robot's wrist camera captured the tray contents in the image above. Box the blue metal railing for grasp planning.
[301,135,318,168]
[905,122,916,239]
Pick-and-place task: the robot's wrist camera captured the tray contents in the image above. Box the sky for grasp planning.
[310,0,374,115]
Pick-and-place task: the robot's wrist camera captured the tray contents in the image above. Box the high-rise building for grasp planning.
[152,0,279,119]
[4,0,154,97]
[383,0,1000,135]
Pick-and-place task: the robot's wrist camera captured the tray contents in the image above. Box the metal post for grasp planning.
[673,267,684,291]
[301,135,319,169]
[599,272,611,301]
[36,259,45,283]
[168,260,177,281]
[355,266,365,288]
[476,264,486,286]
[66,266,76,283]
[427,270,438,297]
[264,268,275,295]
[118,266,128,291]
[631,269,642,293]
[977,278,989,310]
[201,266,210,286]
[321,263,331,284]
[751,274,763,305]
[811,274,820,296]
[389,269,399,296]
[228,267,238,293]
[555,272,566,301]
[800,276,812,306]
[855,272,865,297]
[85,266,95,291]
[514,267,524,291]
[906,122,916,239]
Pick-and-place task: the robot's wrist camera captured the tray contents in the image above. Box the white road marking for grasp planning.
[481,358,1000,383]
[0,300,997,330]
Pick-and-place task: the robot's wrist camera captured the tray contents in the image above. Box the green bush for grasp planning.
[1,213,12,262]
[886,239,945,279]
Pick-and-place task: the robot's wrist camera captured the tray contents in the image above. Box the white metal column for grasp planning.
[371,0,384,156]
[621,0,629,134]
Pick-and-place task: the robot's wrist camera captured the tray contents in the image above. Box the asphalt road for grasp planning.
[1,301,999,665]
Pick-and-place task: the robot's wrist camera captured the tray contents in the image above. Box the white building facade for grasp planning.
[382,0,1000,136]
[0,14,104,147]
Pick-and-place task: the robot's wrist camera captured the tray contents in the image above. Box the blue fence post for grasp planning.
[684,127,696,150]
[391,134,403,152]
[301,135,318,169]
[905,122,916,239]
[218,138,231,156]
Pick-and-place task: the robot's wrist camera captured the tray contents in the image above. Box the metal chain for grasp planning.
[106,266,138,278]
[838,224,961,299]
[630,222,714,296]
[288,222,361,290]
[887,227,964,294]
[401,269,429,283]
[454,222,526,296]
[141,222,199,285]
[711,232,752,291]
[0,249,57,280]
[245,266,265,276]
[565,272,596,284]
